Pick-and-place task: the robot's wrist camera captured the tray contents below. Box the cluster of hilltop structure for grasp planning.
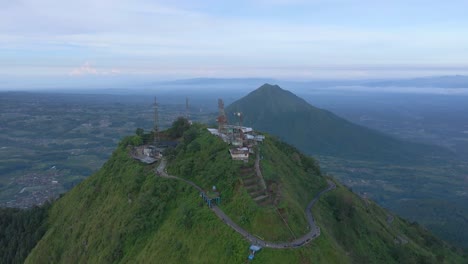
[207,99,264,161]
[207,126,264,161]
[131,97,265,163]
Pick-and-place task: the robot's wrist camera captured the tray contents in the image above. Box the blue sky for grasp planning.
[1,0,468,82]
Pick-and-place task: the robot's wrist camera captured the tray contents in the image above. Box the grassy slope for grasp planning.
[313,183,465,263]
[26,127,465,263]
[319,155,468,249]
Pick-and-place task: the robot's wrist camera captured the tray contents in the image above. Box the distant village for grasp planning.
[3,169,62,209]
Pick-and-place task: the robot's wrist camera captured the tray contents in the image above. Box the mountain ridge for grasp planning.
[226,83,454,162]
[225,83,468,249]
[363,75,468,88]
[23,123,465,263]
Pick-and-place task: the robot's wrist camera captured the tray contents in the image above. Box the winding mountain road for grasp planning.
[156,159,336,249]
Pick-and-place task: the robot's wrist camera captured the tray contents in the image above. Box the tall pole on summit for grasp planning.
[217,98,227,134]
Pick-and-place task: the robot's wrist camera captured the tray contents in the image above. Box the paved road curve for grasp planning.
[156,159,336,249]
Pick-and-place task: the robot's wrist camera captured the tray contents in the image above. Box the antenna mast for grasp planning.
[217,98,227,134]
[237,112,243,128]
[235,112,244,144]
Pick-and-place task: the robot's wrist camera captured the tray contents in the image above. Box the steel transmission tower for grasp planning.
[217,99,227,134]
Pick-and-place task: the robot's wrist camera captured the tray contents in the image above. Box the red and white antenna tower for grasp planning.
[217,99,227,133]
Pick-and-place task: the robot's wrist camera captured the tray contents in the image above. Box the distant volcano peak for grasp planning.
[225,84,450,161]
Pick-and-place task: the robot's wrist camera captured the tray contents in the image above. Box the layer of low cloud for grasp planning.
[69,62,121,76]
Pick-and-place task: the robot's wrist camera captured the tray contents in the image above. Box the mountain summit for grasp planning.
[24,124,464,263]
[226,84,450,162]
[238,83,314,112]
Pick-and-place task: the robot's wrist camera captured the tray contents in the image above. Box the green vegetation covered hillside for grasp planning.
[224,84,468,248]
[25,123,465,263]
[226,84,452,163]
[0,205,49,264]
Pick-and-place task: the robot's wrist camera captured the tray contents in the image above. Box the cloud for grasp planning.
[2,0,468,80]
[69,62,121,76]
[69,62,97,76]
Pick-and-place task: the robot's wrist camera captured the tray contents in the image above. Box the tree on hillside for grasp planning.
[168,117,191,138]
[0,203,50,264]
[135,128,144,136]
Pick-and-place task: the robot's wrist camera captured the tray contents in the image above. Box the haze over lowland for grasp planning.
[2,0,468,262]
